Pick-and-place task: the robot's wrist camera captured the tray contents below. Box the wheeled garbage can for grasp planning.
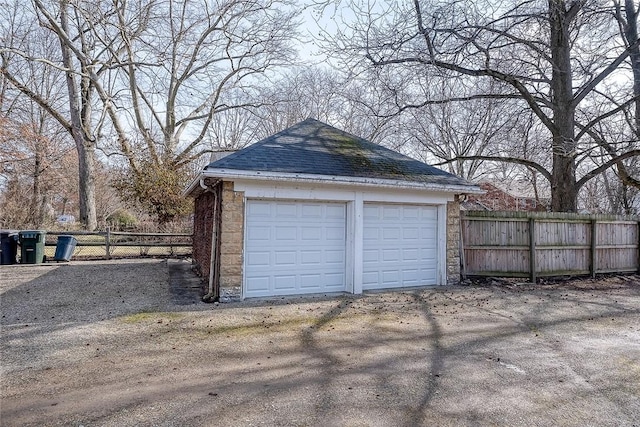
[0,232,18,265]
[54,235,77,262]
[19,230,46,264]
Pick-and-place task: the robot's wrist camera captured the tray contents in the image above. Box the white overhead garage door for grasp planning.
[363,203,438,290]
[244,200,347,298]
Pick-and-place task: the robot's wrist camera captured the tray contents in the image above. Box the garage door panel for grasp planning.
[245,200,347,298]
[402,269,419,283]
[363,203,438,290]
[382,206,401,219]
[274,251,296,266]
[301,227,322,240]
[422,208,437,220]
[325,249,345,263]
[326,227,346,240]
[273,275,296,290]
[382,227,401,240]
[363,249,378,263]
[300,250,322,264]
[402,248,419,261]
[363,227,379,240]
[382,248,400,262]
[382,270,401,284]
[301,204,323,218]
[248,201,272,216]
[324,273,346,288]
[419,247,437,260]
[276,203,297,217]
[363,205,378,218]
[420,227,437,239]
[405,207,419,218]
[275,226,297,241]
[326,205,346,218]
[362,271,379,286]
[247,251,270,266]
[300,274,322,288]
[246,276,269,292]
[248,226,271,240]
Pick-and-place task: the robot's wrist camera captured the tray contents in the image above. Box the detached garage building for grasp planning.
[185,119,481,301]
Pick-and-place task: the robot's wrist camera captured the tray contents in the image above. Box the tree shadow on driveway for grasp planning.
[1,266,639,426]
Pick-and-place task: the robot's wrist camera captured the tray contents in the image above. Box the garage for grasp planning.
[362,203,438,290]
[186,118,481,301]
[244,199,347,298]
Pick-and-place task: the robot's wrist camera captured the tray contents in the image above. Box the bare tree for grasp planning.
[254,67,400,144]
[317,0,640,212]
[0,0,125,229]
[104,0,298,222]
[2,0,299,224]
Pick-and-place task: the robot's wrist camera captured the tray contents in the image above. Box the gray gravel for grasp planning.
[1,260,639,426]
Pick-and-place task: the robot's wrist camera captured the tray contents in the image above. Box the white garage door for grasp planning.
[244,200,347,298]
[363,203,438,290]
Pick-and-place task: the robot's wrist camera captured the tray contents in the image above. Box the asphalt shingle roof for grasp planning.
[206,118,473,188]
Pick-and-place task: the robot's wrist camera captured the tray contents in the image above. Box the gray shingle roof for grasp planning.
[206,118,473,188]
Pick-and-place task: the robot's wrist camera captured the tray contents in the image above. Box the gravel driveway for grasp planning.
[1,259,639,426]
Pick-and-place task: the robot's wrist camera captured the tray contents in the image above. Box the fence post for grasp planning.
[637,221,640,274]
[460,214,466,281]
[529,217,536,283]
[590,219,597,278]
[105,227,111,260]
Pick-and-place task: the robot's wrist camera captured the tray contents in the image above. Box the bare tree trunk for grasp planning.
[549,0,578,212]
[76,141,97,230]
[58,0,97,230]
[624,0,640,135]
[28,145,43,226]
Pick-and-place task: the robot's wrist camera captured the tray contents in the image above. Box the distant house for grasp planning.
[463,182,548,212]
[184,118,481,301]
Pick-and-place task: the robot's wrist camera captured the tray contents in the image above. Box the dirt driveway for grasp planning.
[1,259,639,427]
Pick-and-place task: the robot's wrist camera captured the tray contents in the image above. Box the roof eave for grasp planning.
[183,176,203,198]
[193,168,483,194]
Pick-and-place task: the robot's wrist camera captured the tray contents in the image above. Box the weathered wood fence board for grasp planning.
[462,211,640,281]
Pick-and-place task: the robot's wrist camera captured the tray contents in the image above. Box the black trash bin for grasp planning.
[0,232,19,265]
[54,235,77,262]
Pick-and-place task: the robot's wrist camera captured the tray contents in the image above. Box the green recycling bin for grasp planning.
[19,230,46,264]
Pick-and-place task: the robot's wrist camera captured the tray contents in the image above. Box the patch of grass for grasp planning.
[120,311,182,323]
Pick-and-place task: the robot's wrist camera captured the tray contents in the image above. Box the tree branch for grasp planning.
[434,155,552,181]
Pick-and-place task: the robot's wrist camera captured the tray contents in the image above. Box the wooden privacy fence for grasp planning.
[461,211,640,281]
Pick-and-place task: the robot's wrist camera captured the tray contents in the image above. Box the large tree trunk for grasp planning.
[624,0,640,135]
[77,142,97,230]
[58,0,97,230]
[549,0,578,212]
[28,144,47,227]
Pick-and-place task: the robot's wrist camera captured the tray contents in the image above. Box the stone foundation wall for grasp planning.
[446,197,461,285]
[219,181,244,300]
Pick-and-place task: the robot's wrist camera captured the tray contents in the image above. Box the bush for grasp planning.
[107,209,139,229]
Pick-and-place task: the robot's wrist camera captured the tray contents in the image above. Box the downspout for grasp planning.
[200,177,221,302]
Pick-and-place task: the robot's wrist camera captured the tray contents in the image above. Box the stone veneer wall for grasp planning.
[446,197,461,285]
[219,181,245,300]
